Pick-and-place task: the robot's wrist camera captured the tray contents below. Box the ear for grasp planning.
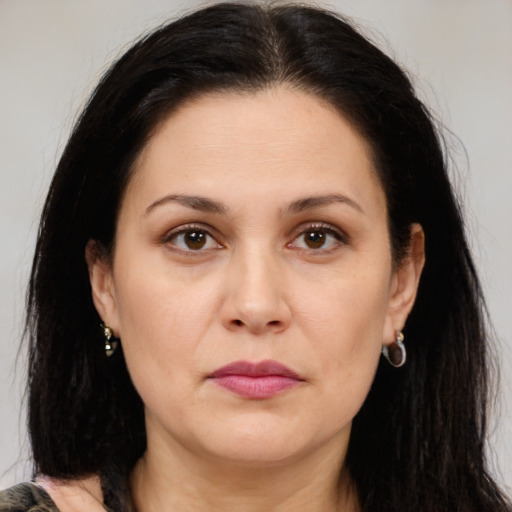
[383,223,425,344]
[85,240,119,335]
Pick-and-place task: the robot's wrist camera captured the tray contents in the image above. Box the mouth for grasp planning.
[208,360,305,399]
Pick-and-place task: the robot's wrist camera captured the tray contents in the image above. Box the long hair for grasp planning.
[26,3,511,511]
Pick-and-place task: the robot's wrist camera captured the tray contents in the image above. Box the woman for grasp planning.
[1,2,510,511]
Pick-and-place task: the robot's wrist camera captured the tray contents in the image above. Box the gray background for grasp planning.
[1,0,511,492]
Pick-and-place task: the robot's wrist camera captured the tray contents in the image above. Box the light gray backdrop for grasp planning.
[1,0,510,492]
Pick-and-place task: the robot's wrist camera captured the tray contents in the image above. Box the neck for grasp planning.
[130,435,359,512]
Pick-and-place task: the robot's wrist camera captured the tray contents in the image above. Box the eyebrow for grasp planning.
[144,192,363,216]
[285,194,363,214]
[145,194,228,215]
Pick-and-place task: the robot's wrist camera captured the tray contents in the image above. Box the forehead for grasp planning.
[125,87,385,216]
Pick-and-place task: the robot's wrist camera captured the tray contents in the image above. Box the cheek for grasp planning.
[110,254,221,391]
[297,264,390,345]
[294,264,390,405]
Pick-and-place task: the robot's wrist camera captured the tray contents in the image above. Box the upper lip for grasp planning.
[208,360,304,380]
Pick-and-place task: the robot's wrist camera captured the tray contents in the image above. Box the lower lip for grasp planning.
[210,375,301,399]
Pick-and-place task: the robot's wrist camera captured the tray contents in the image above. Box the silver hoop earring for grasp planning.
[102,323,118,357]
[382,331,406,368]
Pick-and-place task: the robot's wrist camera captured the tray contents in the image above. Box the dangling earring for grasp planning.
[382,330,406,367]
[101,323,118,357]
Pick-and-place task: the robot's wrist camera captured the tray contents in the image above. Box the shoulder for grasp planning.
[1,474,127,512]
[34,476,108,512]
[0,482,59,511]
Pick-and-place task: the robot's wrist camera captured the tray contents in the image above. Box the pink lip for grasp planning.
[208,360,304,399]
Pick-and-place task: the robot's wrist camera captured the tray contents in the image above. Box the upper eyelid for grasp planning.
[159,220,348,247]
[161,223,219,242]
[290,222,347,240]
[161,225,224,255]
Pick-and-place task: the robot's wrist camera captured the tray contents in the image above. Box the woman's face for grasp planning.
[89,87,423,467]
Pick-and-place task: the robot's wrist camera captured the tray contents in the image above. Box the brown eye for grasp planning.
[184,230,207,249]
[288,224,345,252]
[304,230,327,249]
[166,227,222,252]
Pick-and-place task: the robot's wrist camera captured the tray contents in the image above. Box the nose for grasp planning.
[220,246,292,335]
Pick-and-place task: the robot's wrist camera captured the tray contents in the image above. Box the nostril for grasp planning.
[233,319,243,326]
[268,320,280,326]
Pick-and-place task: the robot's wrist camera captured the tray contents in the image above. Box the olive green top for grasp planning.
[0,482,59,512]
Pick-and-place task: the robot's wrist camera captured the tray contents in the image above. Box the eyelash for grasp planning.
[161,223,222,254]
[161,222,348,255]
[287,223,348,253]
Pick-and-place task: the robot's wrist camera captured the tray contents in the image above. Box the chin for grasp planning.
[192,414,347,469]
[205,441,309,468]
